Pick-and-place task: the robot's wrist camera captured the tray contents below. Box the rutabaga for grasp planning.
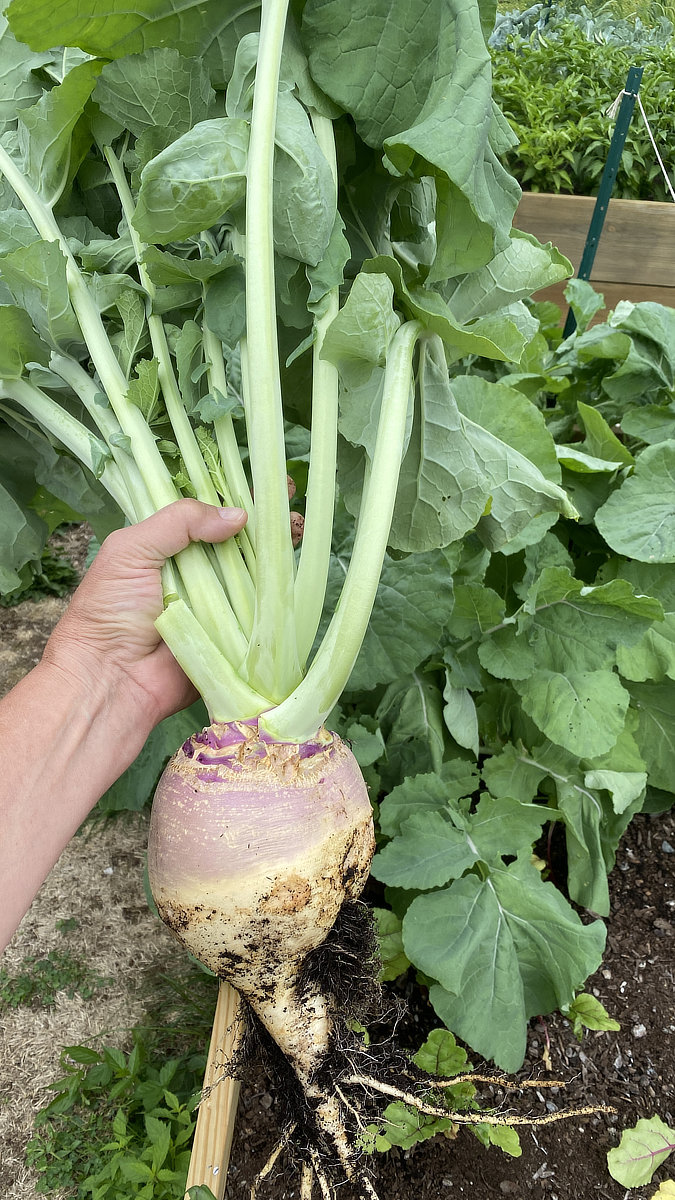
[0,0,575,1193]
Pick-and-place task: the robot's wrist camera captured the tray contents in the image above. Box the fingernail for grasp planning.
[219,507,247,521]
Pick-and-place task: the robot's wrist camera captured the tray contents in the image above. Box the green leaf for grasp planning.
[272,90,335,266]
[18,59,102,202]
[126,357,160,423]
[451,375,575,549]
[403,853,605,1070]
[576,400,634,468]
[565,992,620,1040]
[94,47,215,149]
[448,230,571,323]
[595,442,675,563]
[119,1159,155,1183]
[517,569,663,703]
[565,278,605,333]
[376,1100,452,1149]
[133,118,249,244]
[443,674,479,756]
[373,907,411,981]
[377,762,479,840]
[377,673,447,779]
[0,239,83,352]
[486,1125,522,1157]
[7,0,259,89]
[515,668,630,758]
[372,810,481,890]
[373,794,547,890]
[607,1117,675,1187]
[304,0,520,279]
[325,547,453,693]
[0,304,49,377]
[413,1028,470,1077]
[629,681,675,793]
[621,404,675,446]
[481,743,546,804]
[388,339,488,553]
[362,255,527,363]
[0,478,44,594]
[322,272,400,390]
[0,14,51,133]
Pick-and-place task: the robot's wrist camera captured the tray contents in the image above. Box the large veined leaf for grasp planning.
[377,763,479,840]
[0,478,44,593]
[6,0,260,88]
[0,14,51,133]
[0,303,49,377]
[447,231,571,323]
[372,793,547,890]
[18,58,102,201]
[595,441,675,563]
[0,239,83,352]
[94,48,215,140]
[133,118,249,244]
[303,0,520,280]
[607,1117,675,1188]
[402,853,606,1070]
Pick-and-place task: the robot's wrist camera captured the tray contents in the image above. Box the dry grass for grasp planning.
[0,813,187,1199]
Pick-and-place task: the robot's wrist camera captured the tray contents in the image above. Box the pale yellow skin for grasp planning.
[148,727,375,1088]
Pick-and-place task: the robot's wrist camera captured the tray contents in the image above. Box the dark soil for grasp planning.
[225,810,675,1200]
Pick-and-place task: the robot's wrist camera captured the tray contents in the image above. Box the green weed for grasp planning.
[0,951,109,1010]
[26,969,218,1199]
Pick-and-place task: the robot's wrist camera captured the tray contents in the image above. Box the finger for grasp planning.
[101,499,248,569]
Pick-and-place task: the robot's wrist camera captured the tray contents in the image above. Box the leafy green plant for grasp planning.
[0,949,109,1008]
[26,970,215,1198]
[0,543,78,605]
[607,1116,675,1187]
[491,20,675,198]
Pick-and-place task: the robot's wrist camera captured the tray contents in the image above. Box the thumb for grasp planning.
[102,499,248,569]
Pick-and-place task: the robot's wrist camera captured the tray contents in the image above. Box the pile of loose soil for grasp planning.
[1,529,673,1200]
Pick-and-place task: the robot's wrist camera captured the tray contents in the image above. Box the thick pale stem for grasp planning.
[243,0,300,702]
[293,111,340,665]
[202,323,257,575]
[49,353,154,519]
[155,600,270,721]
[262,322,422,741]
[104,145,255,637]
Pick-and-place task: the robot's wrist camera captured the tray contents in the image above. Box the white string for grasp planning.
[636,92,675,203]
[605,88,675,203]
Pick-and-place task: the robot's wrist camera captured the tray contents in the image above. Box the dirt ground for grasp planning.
[1,529,673,1200]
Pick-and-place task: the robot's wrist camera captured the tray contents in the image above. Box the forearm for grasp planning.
[0,659,152,951]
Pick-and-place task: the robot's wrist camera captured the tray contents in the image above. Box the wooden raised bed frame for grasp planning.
[513,192,675,314]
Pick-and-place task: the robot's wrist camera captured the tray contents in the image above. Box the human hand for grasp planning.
[43,500,247,733]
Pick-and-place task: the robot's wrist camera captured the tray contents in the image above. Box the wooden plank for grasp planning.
[514,193,675,288]
[184,981,243,1200]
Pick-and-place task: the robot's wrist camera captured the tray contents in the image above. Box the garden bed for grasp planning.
[1,546,673,1200]
[514,192,675,315]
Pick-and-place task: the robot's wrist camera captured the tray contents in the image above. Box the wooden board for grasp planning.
[514,193,675,289]
[184,982,242,1200]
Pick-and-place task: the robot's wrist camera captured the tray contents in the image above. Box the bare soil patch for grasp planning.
[0,531,673,1200]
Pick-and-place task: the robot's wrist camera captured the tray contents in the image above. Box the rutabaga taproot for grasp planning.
[0,0,576,1193]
